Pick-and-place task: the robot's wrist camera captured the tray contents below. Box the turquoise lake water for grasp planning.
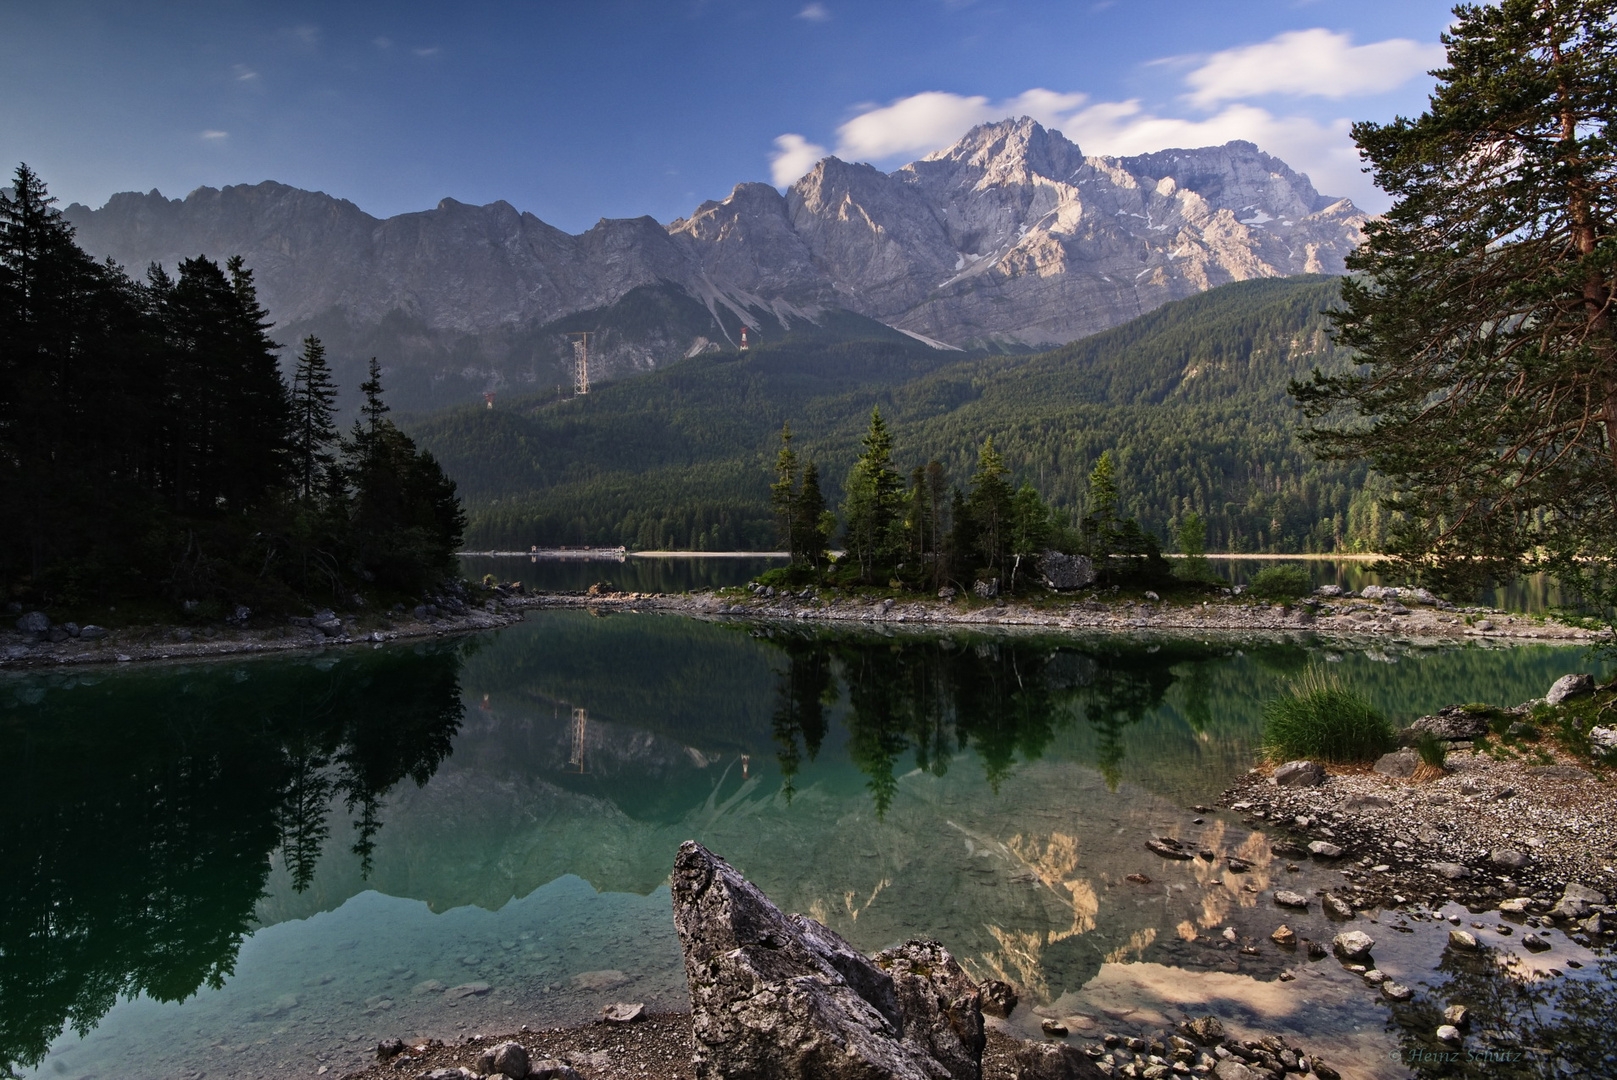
[3,612,1611,1080]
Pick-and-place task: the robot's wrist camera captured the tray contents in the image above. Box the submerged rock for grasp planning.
[1146,836,1195,860]
[671,840,984,1080]
[979,979,1018,1018]
[1331,931,1375,960]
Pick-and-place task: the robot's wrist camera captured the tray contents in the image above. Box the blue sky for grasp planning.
[3,1,1457,233]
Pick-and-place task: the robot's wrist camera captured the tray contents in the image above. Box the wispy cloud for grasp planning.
[1183,29,1442,107]
[413,46,441,57]
[200,130,229,141]
[232,64,259,82]
[374,36,393,50]
[796,3,830,21]
[770,134,829,185]
[284,23,321,50]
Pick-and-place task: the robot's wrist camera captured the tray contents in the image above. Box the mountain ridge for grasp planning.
[61,118,1365,410]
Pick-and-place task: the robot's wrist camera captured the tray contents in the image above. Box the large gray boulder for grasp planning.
[671,841,984,1080]
[1546,673,1595,705]
[1407,706,1490,741]
[1373,749,1419,778]
[1272,760,1325,787]
[15,611,49,635]
[1038,551,1095,591]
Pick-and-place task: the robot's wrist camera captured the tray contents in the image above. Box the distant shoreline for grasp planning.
[460,550,1381,561]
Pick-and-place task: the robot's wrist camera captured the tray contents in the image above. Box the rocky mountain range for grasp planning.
[63,117,1365,410]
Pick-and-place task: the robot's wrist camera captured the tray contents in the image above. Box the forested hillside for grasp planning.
[407,275,1386,554]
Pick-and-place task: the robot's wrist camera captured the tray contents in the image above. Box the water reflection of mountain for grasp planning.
[0,646,467,1074]
[6,612,1598,1074]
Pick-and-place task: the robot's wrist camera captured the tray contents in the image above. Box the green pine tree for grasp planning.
[840,407,904,581]
[967,437,1013,577]
[289,335,340,502]
[770,423,802,561]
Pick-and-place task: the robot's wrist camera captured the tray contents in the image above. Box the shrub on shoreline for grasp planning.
[1247,565,1313,601]
[1262,668,1394,763]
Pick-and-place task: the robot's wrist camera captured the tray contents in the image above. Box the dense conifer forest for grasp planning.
[0,166,465,614]
[409,275,1382,554]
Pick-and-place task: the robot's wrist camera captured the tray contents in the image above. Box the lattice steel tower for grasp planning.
[569,332,592,395]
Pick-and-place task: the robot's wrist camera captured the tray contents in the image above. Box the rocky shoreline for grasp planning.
[335,843,1351,1080]
[337,1014,1337,1080]
[1214,679,1617,934]
[3,581,1602,672]
[506,586,1603,644]
[0,593,520,670]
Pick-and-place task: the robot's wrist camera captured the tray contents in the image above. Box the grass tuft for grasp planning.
[1262,667,1395,764]
[1413,731,1449,780]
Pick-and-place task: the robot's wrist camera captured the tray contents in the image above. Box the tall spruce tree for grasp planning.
[770,423,802,560]
[1083,450,1122,567]
[840,407,904,580]
[1,164,154,580]
[1294,0,1617,605]
[966,437,1013,575]
[341,358,466,591]
[289,335,340,502]
[793,461,833,569]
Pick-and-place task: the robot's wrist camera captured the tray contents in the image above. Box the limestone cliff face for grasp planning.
[64,118,1364,398]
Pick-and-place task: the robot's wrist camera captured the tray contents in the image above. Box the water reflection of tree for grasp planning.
[0,645,465,1075]
[767,631,1224,812]
[771,640,833,802]
[1390,948,1617,1078]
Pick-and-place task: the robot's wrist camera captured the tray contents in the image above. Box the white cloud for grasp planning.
[1060,99,1371,203]
[823,89,1089,165]
[832,91,996,161]
[766,27,1440,205]
[770,134,829,186]
[413,46,441,57]
[374,36,393,50]
[1183,29,1443,107]
[200,130,229,141]
[796,3,830,21]
[233,64,259,82]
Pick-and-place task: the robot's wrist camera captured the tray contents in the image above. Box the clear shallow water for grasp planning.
[3,614,1611,1080]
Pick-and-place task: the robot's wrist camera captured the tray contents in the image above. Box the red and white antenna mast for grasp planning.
[739,326,749,351]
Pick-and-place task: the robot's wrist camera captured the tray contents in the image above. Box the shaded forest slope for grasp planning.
[407,275,1378,554]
